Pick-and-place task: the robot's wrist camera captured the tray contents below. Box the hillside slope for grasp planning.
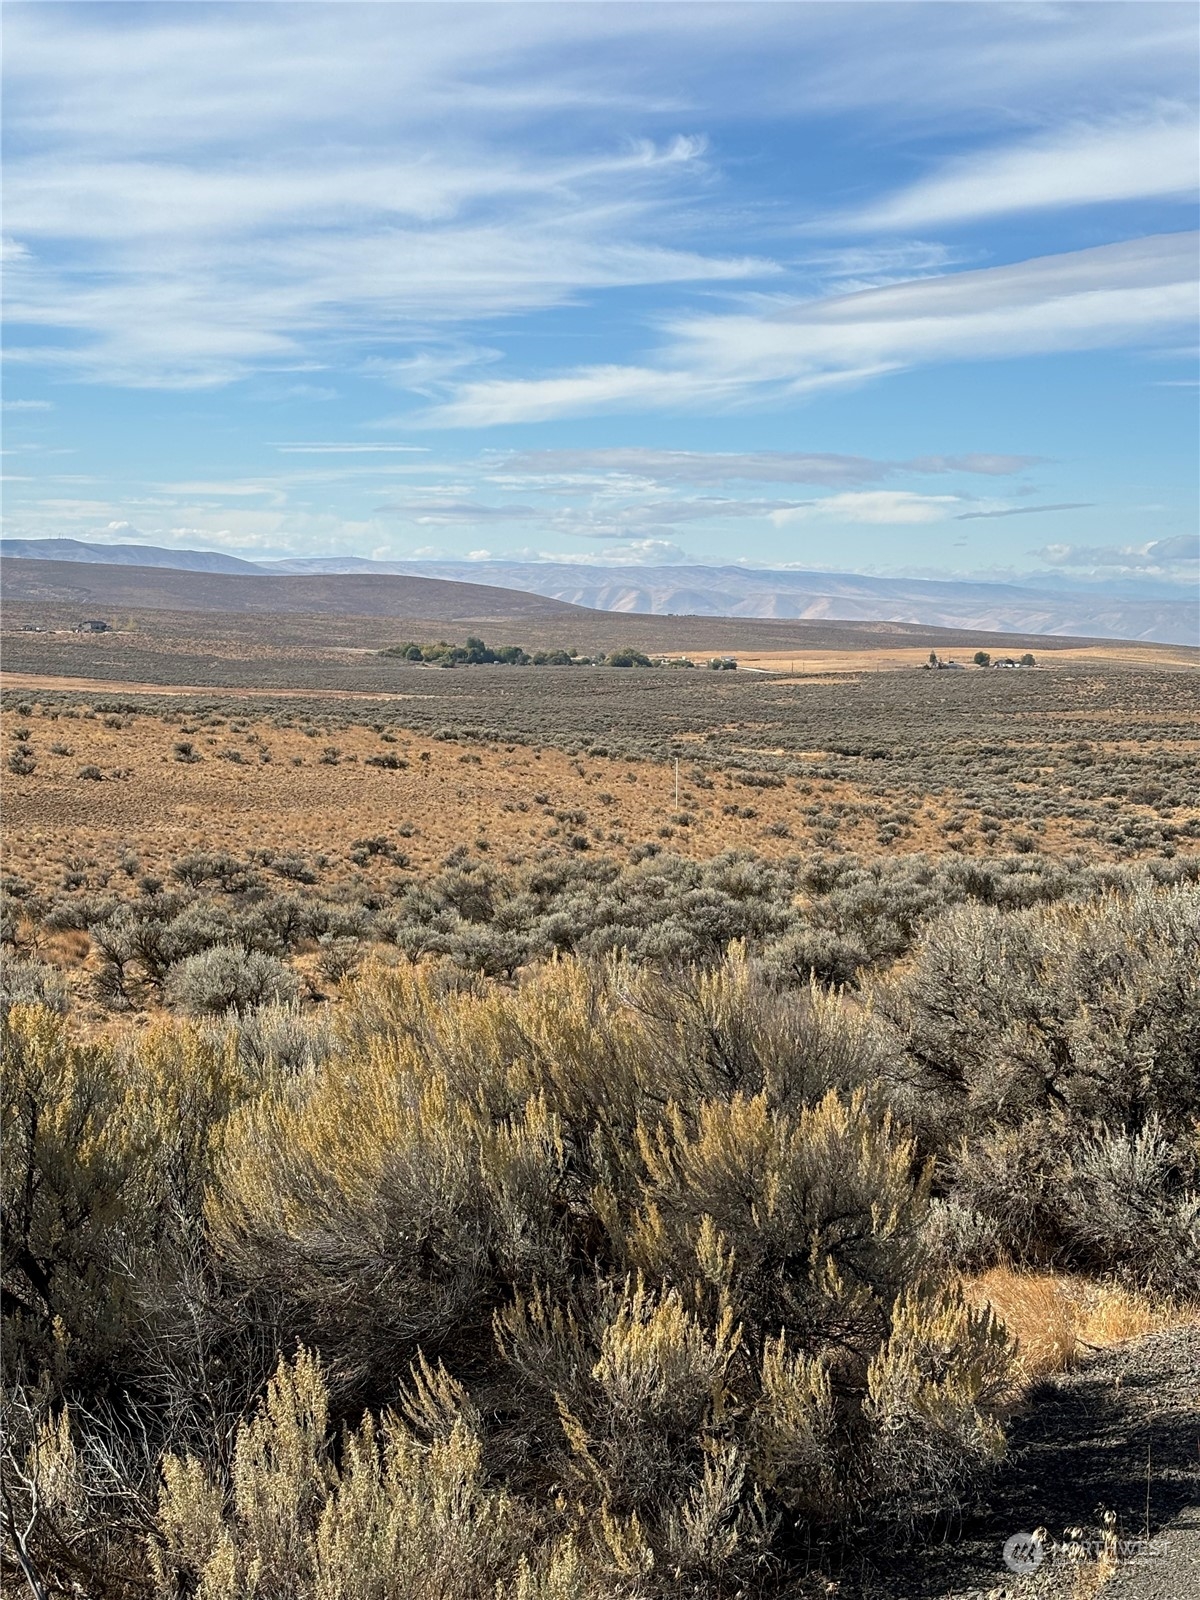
[0,557,584,623]
[4,539,1193,644]
[335,560,1196,645]
[0,537,263,574]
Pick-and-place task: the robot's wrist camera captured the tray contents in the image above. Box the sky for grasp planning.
[2,1,1198,592]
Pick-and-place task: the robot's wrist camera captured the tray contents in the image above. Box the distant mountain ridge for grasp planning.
[364,560,1196,643]
[0,537,263,574]
[1,538,1195,644]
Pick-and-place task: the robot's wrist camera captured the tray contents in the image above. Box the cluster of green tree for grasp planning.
[972,650,1036,667]
[2,842,1197,1596]
[379,637,678,669]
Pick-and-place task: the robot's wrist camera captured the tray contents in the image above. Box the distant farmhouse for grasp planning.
[74,619,111,633]
[925,650,1035,671]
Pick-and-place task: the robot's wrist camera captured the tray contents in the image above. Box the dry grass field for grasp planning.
[731,639,1200,673]
[4,659,1198,894]
[10,554,1191,676]
[5,651,1197,1029]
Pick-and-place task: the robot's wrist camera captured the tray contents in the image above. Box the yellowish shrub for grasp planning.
[623,1086,927,1346]
[2,1004,146,1385]
[748,1335,835,1512]
[151,1347,529,1600]
[865,1286,1011,1511]
[4,953,1032,1597]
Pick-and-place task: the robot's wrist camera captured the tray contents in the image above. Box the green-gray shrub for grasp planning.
[165,944,300,1015]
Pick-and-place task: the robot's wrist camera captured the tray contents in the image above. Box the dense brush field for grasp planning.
[2,674,1199,1597]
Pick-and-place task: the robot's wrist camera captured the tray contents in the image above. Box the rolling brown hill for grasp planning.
[0,555,1133,651]
[7,557,1196,699]
[0,557,584,623]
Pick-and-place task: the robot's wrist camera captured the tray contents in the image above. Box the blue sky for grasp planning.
[2,1,1198,590]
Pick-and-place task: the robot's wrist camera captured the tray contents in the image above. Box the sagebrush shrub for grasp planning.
[0,955,68,1016]
[5,848,1196,1596]
[165,944,300,1015]
[876,883,1200,1284]
[2,1006,148,1389]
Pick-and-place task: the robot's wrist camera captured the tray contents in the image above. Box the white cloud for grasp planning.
[13,4,1191,393]
[2,20,774,393]
[6,140,713,243]
[501,447,879,486]
[546,498,807,540]
[910,453,1043,477]
[3,225,772,390]
[534,539,691,566]
[365,344,503,397]
[373,500,537,524]
[500,447,1040,485]
[1,398,53,411]
[7,4,1191,153]
[838,116,1199,233]
[430,361,889,427]
[159,481,278,498]
[673,233,1198,379]
[770,492,963,527]
[1037,535,1199,572]
[0,493,393,559]
[797,241,967,293]
[955,502,1093,521]
[430,235,1198,425]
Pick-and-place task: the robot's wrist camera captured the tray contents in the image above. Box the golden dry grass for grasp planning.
[708,640,1200,674]
[2,703,1134,910]
[967,1266,1192,1382]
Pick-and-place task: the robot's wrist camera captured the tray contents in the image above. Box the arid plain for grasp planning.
[3,567,1199,1600]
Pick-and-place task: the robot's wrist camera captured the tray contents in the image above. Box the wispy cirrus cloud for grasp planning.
[4,225,772,392]
[955,502,1094,521]
[547,498,809,539]
[9,5,1192,394]
[770,491,964,527]
[371,491,813,537]
[499,447,1041,486]
[372,499,538,524]
[3,3,1195,590]
[3,10,773,393]
[835,114,1199,233]
[430,234,1198,426]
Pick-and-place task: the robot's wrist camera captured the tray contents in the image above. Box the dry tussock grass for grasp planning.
[967,1266,1191,1381]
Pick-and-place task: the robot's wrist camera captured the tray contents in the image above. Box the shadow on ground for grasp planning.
[833,1324,1200,1599]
